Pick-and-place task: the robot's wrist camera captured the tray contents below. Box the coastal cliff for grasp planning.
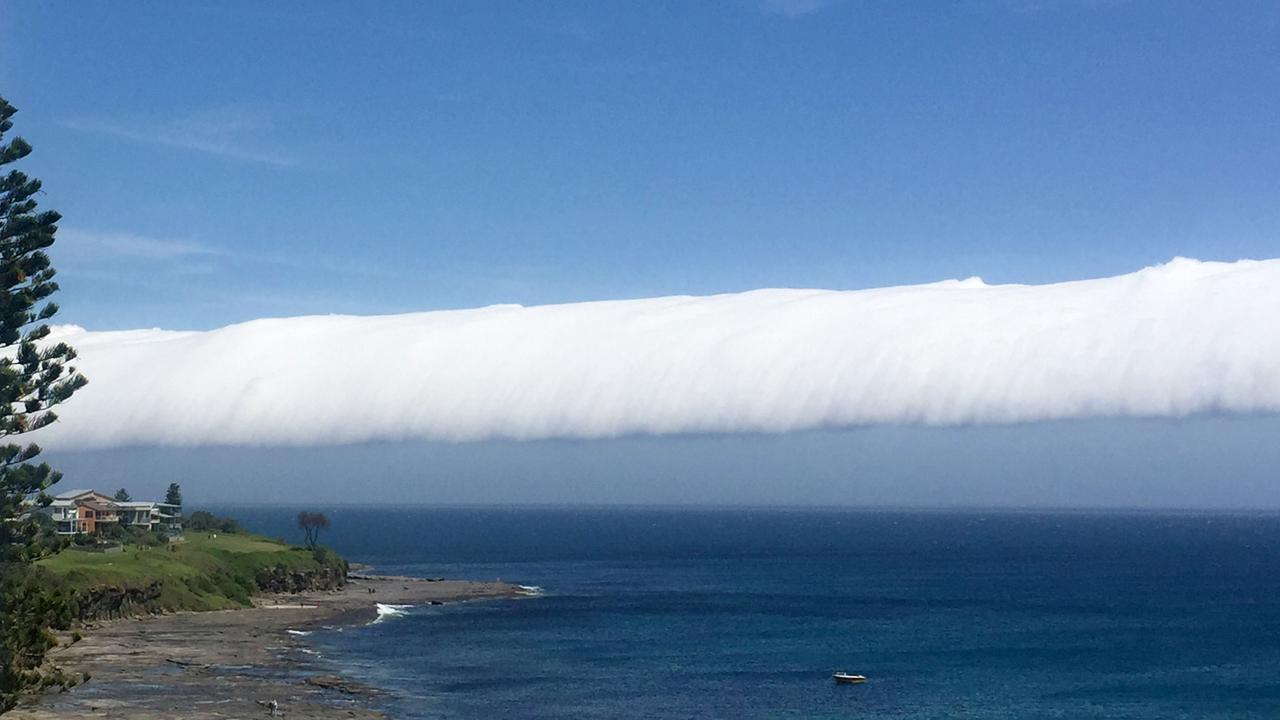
[8,576,525,720]
[38,534,349,621]
[72,582,163,622]
[254,562,347,594]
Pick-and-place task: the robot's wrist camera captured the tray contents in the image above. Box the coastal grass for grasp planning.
[38,533,343,614]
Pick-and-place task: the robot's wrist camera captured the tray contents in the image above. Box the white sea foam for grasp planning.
[372,603,414,624]
[34,257,1280,448]
[517,585,543,596]
[285,629,311,636]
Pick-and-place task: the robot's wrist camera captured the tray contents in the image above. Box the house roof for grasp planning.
[52,489,97,500]
[51,490,176,507]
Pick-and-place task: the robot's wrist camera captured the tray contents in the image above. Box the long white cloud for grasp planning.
[35,257,1280,449]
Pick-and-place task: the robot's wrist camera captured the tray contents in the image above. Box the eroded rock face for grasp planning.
[253,566,347,594]
[73,565,346,621]
[75,582,163,621]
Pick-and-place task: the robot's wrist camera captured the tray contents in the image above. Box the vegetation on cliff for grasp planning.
[0,567,78,710]
[0,529,346,710]
[38,532,347,617]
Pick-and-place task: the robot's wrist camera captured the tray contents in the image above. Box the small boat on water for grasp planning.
[833,672,866,684]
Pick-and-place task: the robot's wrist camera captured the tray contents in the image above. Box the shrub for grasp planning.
[0,566,77,710]
[186,511,242,533]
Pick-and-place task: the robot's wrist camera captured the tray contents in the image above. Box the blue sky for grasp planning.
[4,2,1279,507]
[2,0,1277,330]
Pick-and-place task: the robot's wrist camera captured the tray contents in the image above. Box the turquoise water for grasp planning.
[228,507,1280,718]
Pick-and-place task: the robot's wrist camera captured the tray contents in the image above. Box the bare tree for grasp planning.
[296,511,330,549]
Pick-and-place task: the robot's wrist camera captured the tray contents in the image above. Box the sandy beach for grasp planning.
[8,575,526,720]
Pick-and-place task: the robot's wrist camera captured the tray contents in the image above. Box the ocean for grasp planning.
[223,507,1280,719]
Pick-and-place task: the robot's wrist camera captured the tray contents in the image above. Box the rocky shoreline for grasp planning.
[7,575,528,719]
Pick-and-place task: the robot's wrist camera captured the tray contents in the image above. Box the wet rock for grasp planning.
[305,674,378,696]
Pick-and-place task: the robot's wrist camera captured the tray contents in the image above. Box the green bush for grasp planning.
[186,510,242,534]
[0,565,78,711]
[95,523,127,542]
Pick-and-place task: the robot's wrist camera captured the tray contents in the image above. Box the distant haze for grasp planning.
[35,258,1280,449]
[44,416,1280,509]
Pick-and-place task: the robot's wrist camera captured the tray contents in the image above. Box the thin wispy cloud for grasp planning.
[57,228,377,274]
[57,228,223,261]
[759,0,838,18]
[999,0,1129,13]
[59,110,297,167]
[36,257,1280,450]
[54,228,413,322]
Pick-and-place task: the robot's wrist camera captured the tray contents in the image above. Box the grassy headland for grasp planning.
[37,533,347,617]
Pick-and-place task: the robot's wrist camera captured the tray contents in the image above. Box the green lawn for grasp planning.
[182,532,295,555]
[38,532,344,613]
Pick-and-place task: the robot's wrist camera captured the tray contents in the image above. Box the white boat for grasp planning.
[833,672,866,684]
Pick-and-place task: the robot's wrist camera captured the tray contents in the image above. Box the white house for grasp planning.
[115,500,183,534]
[36,489,182,536]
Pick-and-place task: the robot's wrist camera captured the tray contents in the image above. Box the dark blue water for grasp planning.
[224,507,1280,718]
